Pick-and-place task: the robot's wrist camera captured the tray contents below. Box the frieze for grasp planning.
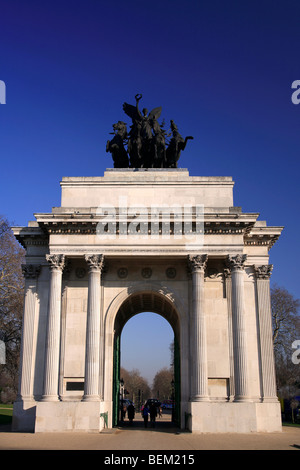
[166,267,176,279]
[75,267,87,278]
[117,267,128,279]
[205,267,223,279]
[141,267,152,279]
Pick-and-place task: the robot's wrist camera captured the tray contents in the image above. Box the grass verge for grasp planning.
[0,404,13,425]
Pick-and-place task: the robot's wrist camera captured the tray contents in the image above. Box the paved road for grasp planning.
[0,418,300,451]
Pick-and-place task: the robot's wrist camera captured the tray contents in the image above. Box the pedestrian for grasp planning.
[142,403,149,428]
[127,403,135,425]
[149,403,157,427]
[121,403,126,421]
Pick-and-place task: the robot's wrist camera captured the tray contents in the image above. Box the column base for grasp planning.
[40,395,60,402]
[190,395,210,402]
[81,395,100,402]
[233,396,253,403]
[15,395,34,402]
[261,397,280,403]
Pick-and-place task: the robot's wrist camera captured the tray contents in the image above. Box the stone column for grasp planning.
[16,264,41,401]
[82,254,104,401]
[224,268,235,400]
[188,254,209,401]
[227,254,251,402]
[41,254,65,401]
[254,264,278,402]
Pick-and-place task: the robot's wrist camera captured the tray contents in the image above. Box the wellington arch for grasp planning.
[11,167,284,433]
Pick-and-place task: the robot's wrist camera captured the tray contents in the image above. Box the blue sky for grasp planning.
[1,0,300,384]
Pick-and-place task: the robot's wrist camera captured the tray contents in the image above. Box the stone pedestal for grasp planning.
[188,401,282,433]
[35,401,105,433]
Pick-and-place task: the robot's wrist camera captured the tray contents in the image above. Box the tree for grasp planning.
[152,367,173,400]
[120,367,151,405]
[272,284,300,354]
[0,216,25,402]
[271,284,300,399]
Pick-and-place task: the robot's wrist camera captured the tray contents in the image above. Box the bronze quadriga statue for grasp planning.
[106,94,193,168]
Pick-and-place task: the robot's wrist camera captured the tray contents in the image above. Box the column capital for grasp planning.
[85,254,105,273]
[227,254,247,271]
[22,264,41,279]
[254,264,273,279]
[188,254,208,273]
[46,254,65,272]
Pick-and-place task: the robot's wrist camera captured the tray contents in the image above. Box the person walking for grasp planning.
[142,403,149,428]
[149,403,157,428]
[127,403,135,425]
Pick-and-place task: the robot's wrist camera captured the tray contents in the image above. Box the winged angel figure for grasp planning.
[122,94,166,168]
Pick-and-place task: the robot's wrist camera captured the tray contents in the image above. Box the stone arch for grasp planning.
[104,282,185,337]
[104,282,185,428]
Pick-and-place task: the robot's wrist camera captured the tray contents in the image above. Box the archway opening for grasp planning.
[112,291,181,428]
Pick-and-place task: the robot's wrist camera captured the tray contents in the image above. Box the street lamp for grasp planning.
[171,379,175,422]
[120,378,125,422]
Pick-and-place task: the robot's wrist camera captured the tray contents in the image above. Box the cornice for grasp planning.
[13,212,283,253]
[12,226,48,248]
[33,210,258,236]
[244,226,283,250]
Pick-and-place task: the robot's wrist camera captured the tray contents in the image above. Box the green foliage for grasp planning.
[0,404,13,425]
